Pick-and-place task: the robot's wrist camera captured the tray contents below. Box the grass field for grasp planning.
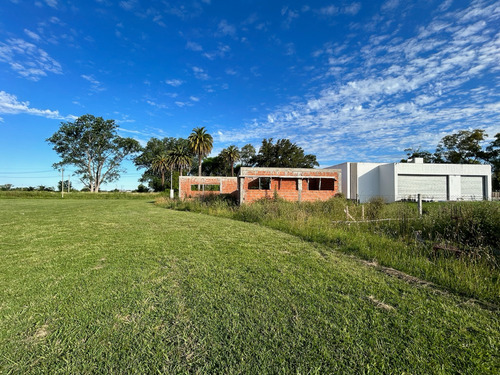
[160,196,500,303]
[1,198,499,373]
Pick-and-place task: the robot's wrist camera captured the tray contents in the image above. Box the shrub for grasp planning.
[136,184,149,193]
[365,197,385,220]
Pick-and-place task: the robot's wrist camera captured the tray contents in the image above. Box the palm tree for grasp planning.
[188,127,213,177]
[151,153,170,190]
[221,145,240,177]
[167,144,191,176]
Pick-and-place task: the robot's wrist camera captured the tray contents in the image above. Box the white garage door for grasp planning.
[397,175,448,201]
[461,176,484,200]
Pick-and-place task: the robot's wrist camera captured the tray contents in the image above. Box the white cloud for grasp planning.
[220,0,500,162]
[81,74,105,92]
[0,91,73,120]
[165,79,183,87]
[146,100,168,109]
[344,3,361,15]
[24,29,41,42]
[217,20,236,37]
[119,0,137,11]
[0,38,62,81]
[203,44,230,60]
[315,4,361,17]
[318,5,338,16]
[192,66,209,80]
[381,0,399,11]
[190,96,200,102]
[44,0,58,8]
[439,0,454,12]
[186,41,203,51]
[281,7,299,28]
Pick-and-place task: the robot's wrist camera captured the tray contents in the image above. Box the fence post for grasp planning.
[361,205,365,221]
[418,194,422,217]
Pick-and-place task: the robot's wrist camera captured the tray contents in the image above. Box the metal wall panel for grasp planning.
[460,176,484,200]
[397,175,447,201]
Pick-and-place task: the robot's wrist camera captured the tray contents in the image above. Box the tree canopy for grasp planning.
[134,137,190,191]
[400,147,435,163]
[188,127,213,177]
[486,132,500,190]
[46,114,141,192]
[434,129,487,164]
[199,156,228,176]
[239,144,256,167]
[401,129,499,189]
[252,138,319,168]
[167,144,192,176]
[151,153,170,190]
[221,145,240,177]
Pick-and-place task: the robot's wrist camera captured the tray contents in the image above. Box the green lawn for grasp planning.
[0,198,499,373]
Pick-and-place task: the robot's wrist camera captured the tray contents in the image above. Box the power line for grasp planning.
[0,175,60,179]
[0,170,55,174]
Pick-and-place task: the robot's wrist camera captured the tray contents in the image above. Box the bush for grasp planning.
[136,184,149,193]
[365,197,385,220]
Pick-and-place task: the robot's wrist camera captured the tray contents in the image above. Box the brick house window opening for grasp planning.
[248,177,271,190]
[191,184,220,192]
[308,178,335,191]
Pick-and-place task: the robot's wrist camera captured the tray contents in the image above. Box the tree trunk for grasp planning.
[198,154,202,190]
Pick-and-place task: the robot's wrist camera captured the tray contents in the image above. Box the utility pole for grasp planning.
[170,169,174,199]
[61,167,64,198]
[68,173,71,194]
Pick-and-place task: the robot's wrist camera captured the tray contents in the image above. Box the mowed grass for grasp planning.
[0,199,499,374]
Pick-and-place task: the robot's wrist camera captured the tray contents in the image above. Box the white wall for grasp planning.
[356,163,385,202]
[327,162,491,202]
[327,163,350,198]
[394,163,491,201]
[379,163,396,202]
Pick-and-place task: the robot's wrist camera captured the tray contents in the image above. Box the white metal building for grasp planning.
[328,158,492,203]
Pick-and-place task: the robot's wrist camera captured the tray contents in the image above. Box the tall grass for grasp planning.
[158,196,500,303]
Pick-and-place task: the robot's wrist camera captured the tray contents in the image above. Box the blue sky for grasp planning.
[1,0,499,190]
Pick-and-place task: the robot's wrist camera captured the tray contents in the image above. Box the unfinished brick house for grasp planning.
[238,167,340,204]
[179,176,238,199]
[179,167,341,204]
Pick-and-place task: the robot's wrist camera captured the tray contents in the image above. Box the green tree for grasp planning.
[188,127,213,177]
[134,137,189,191]
[200,156,227,176]
[240,144,256,167]
[167,144,192,176]
[151,153,171,190]
[400,147,435,163]
[434,129,488,164]
[221,145,240,177]
[57,180,72,192]
[252,138,319,168]
[46,114,141,192]
[486,132,500,190]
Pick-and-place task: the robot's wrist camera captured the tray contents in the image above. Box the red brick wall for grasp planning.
[240,169,340,204]
[179,176,238,199]
[180,169,341,204]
